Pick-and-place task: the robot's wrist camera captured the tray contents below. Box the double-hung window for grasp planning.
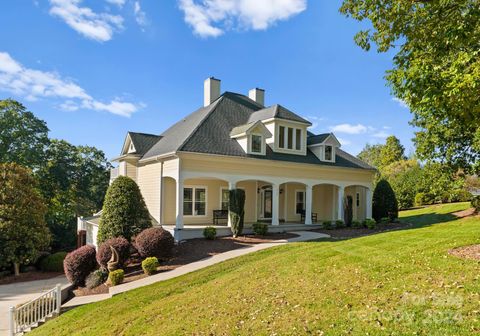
[183,187,206,216]
[324,145,333,161]
[221,189,230,210]
[251,134,262,153]
[295,190,305,214]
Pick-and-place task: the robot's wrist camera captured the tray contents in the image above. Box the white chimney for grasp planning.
[204,77,221,107]
[248,88,265,106]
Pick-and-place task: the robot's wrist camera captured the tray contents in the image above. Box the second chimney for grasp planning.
[204,77,221,107]
[249,88,265,106]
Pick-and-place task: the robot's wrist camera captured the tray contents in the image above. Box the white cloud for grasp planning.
[49,0,124,42]
[106,0,126,7]
[178,0,307,37]
[372,130,390,138]
[337,137,351,146]
[134,1,148,29]
[329,123,368,134]
[0,52,141,117]
[392,97,408,108]
[305,115,324,131]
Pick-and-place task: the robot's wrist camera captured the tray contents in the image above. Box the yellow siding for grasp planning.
[163,177,177,224]
[137,161,161,222]
[312,184,336,221]
[125,160,137,181]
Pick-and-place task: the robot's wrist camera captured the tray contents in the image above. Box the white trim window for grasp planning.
[220,188,229,210]
[295,190,305,214]
[324,145,333,161]
[250,134,263,154]
[278,125,303,152]
[184,187,207,216]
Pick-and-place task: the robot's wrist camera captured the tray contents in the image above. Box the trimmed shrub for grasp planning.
[450,189,472,203]
[335,220,345,229]
[414,192,434,206]
[373,179,399,222]
[63,245,97,286]
[39,252,67,272]
[322,221,333,230]
[472,196,480,214]
[135,227,174,260]
[142,257,159,275]
[229,189,246,238]
[351,220,363,229]
[85,269,108,289]
[203,227,217,240]
[96,237,130,270]
[108,269,124,286]
[98,176,152,244]
[252,223,269,236]
[364,218,376,229]
[380,217,390,224]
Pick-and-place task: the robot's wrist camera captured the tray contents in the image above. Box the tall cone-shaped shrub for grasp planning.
[98,176,151,244]
[229,189,245,238]
[372,179,398,222]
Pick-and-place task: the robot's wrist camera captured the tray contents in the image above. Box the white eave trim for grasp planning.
[138,151,177,163]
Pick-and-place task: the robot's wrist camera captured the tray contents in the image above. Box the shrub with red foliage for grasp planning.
[63,245,97,286]
[96,237,131,269]
[135,227,174,260]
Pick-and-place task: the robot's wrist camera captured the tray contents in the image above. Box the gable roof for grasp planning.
[307,133,329,145]
[128,132,162,156]
[248,104,312,125]
[137,92,373,170]
[230,120,272,138]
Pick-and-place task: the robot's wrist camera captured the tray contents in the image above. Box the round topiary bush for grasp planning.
[372,179,399,222]
[108,269,124,286]
[96,237,130,270]
[98,176,152,244]
[135,227,174,260]
[252,223,268,236]
[40,252,67,272]
[63,245,97,287]
[142,257,159,275]
[203,226,217,240]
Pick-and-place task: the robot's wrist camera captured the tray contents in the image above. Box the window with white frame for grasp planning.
[220,189,229,210]
[251,134,263,153]
[278,125,303,151]
[183,187,207,216]
[295,190,305,214]
[324,145,333,161]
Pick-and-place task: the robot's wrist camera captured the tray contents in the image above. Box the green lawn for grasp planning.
[32,202,480,335]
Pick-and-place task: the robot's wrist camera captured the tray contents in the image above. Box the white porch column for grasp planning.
[366,187,372,219]
[337,186,344,221]
[271,184,280,226]
[305,185,313,225]
[227,181,236,227]
[175,177,184,229]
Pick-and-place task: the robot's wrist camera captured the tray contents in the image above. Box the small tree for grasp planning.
[372,179,399,222]
[97,176,151,244]
[0,163,50,276]
[229,189,245,238]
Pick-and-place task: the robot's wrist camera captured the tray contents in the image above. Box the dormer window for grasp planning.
[277,125,304,152]
[324,145,333,161]
[251,134,263,154]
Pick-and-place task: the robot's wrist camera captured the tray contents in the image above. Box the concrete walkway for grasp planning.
[63,231,328,308]
[0,275,69,335]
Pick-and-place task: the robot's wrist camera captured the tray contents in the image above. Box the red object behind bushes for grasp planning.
[63,245,97,286]
[96,237,131,269]
[135,227,174,260]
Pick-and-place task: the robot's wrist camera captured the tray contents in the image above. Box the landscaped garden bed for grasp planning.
[72,232,298,297]
[313,221,411,239]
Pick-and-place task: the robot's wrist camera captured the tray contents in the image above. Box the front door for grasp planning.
[263,189,272,218]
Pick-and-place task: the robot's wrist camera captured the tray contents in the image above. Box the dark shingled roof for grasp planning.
[307,133,330,145]
[128,132,162,156]
[248,104,312,125]
[139,92,374,170]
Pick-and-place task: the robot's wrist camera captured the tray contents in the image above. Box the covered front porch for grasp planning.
[159,172,372,240]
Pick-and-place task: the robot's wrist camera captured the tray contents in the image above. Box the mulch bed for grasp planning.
[73,232,298,296]
[0,271,63,286]
[312,222,411,239]
[449,245,480,261]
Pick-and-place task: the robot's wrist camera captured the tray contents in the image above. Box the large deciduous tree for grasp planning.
[0,163,51,276]
[340,0,480,173]
[0,99,50,170]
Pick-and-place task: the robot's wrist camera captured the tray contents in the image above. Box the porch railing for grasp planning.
[9,284,62,336]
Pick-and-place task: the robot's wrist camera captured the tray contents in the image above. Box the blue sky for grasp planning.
[0,0,414,159]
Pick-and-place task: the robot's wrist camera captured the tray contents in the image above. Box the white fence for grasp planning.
[9,284,62,336]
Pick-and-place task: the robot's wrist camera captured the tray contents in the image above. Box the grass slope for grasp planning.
[33,202,480,335]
